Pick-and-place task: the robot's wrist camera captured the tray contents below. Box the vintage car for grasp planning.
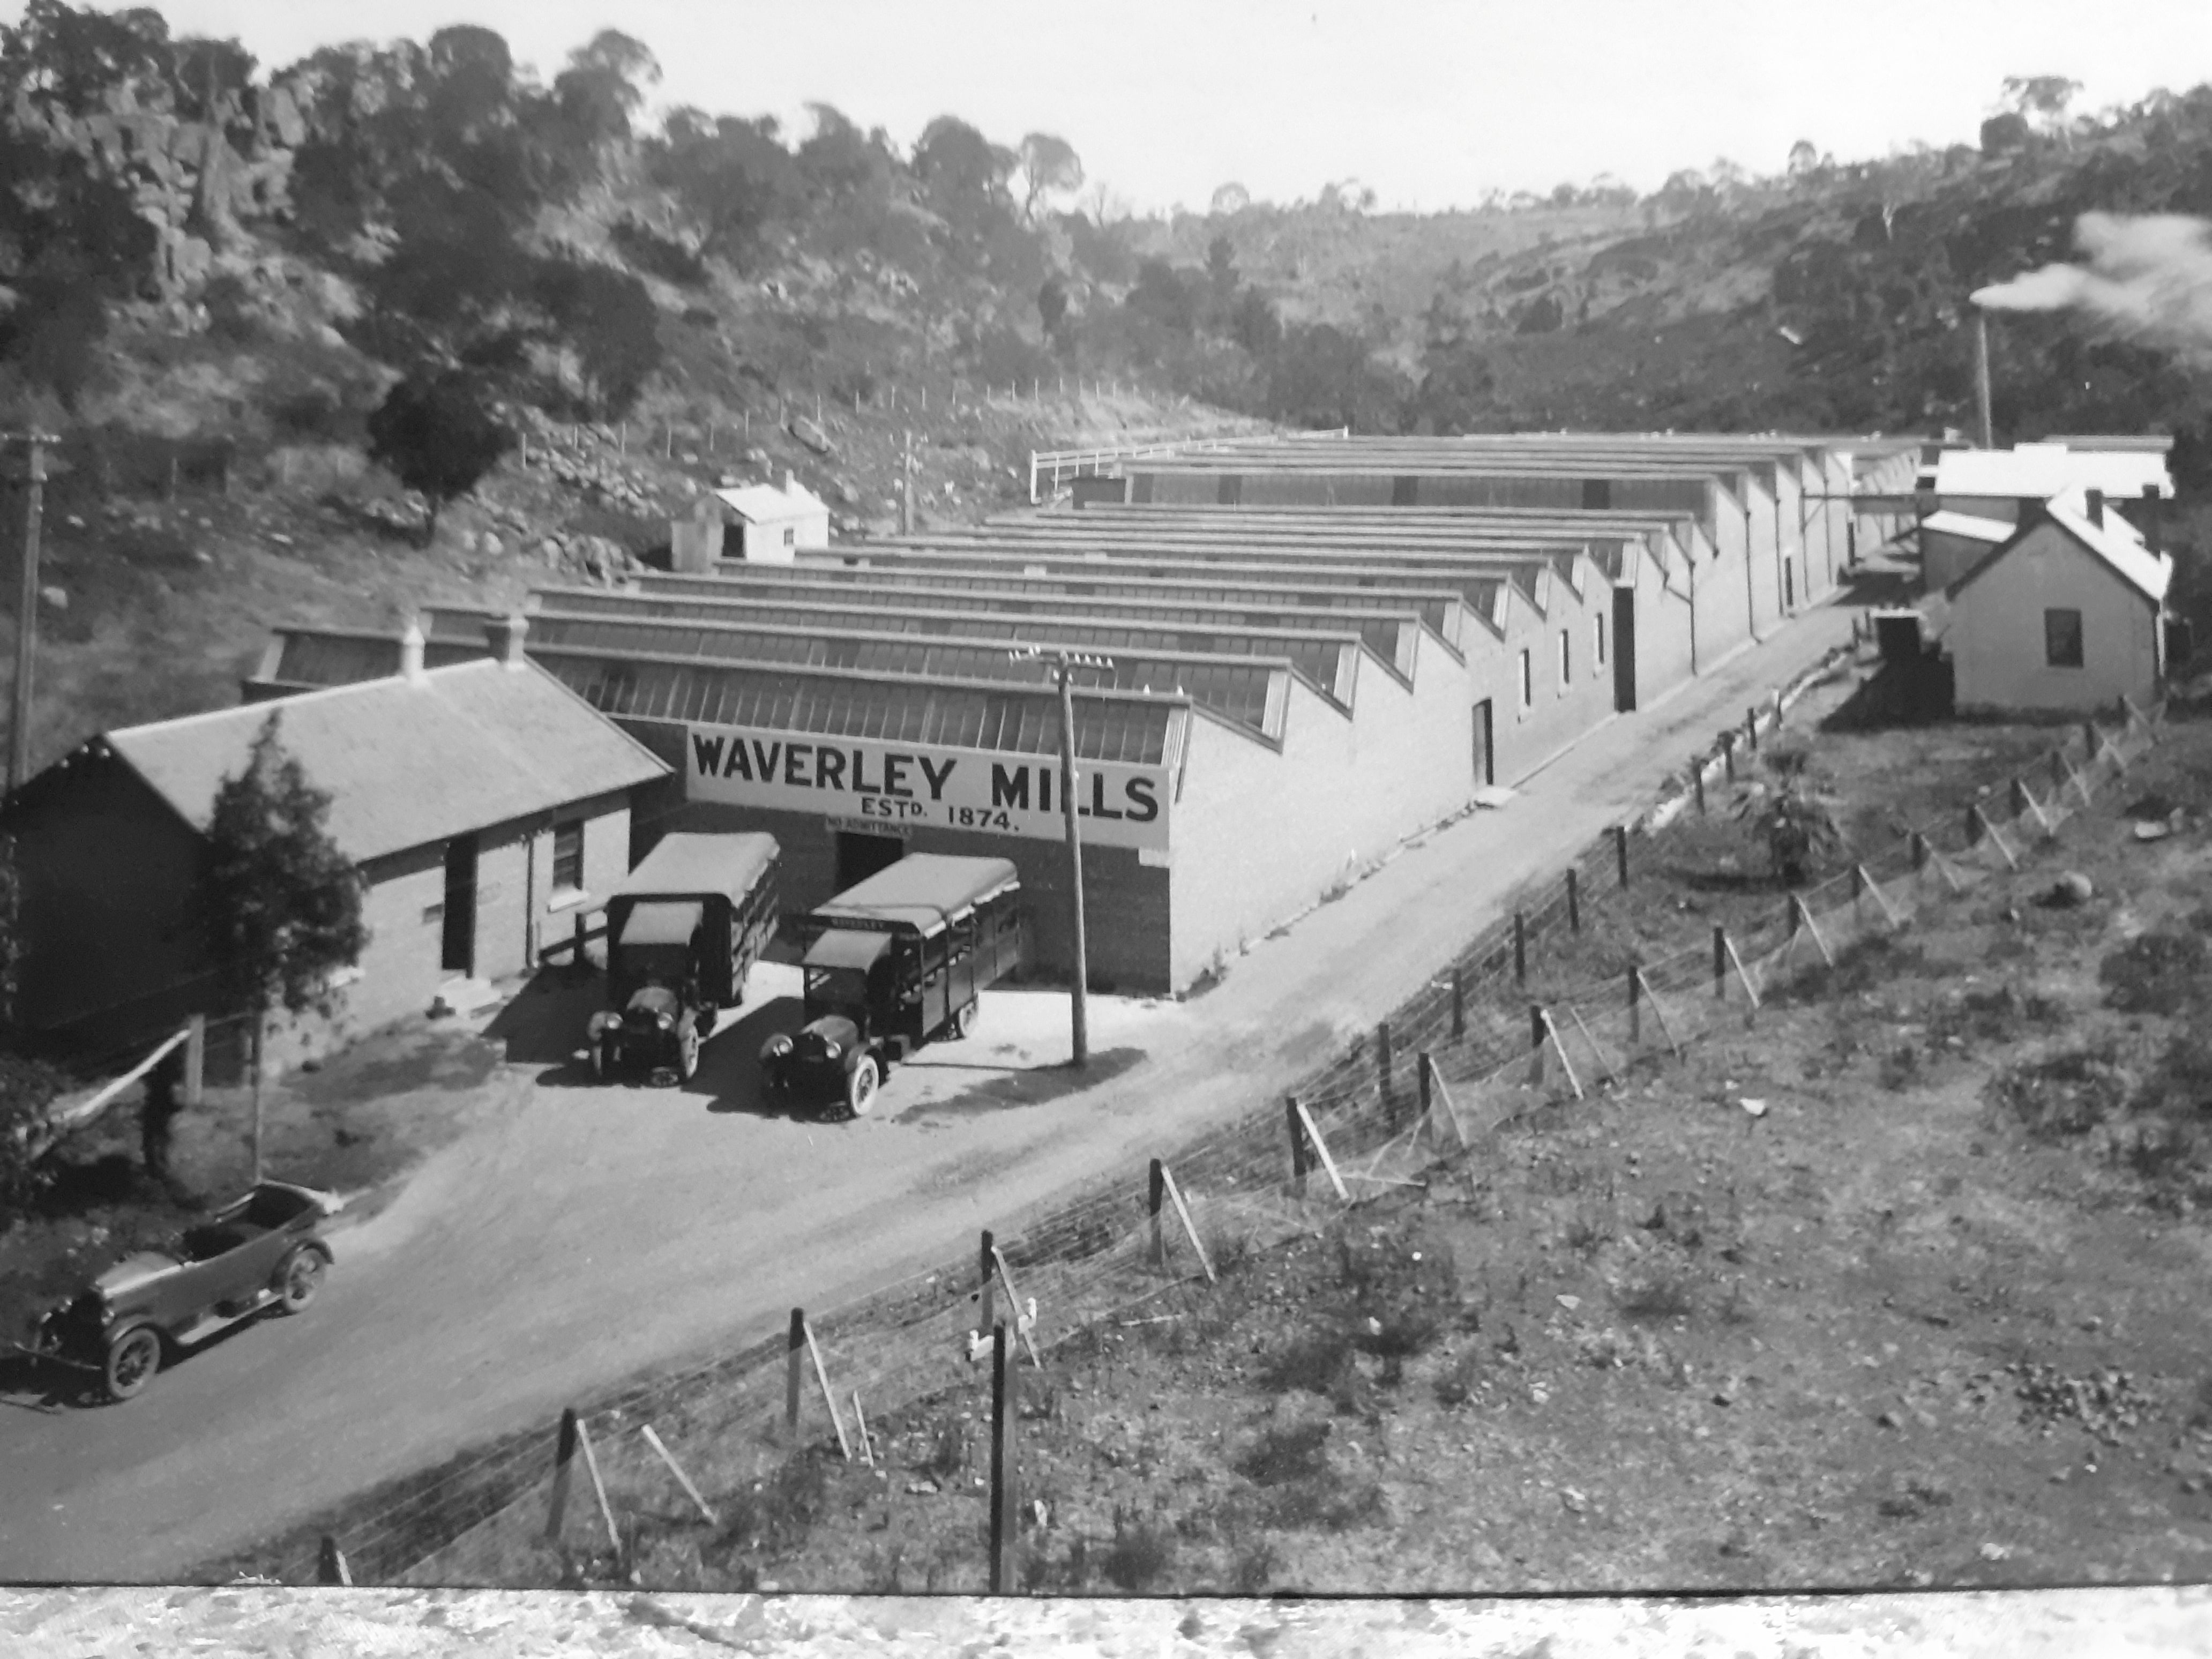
[18,1181,341,1402]
[762,854,1026,1118]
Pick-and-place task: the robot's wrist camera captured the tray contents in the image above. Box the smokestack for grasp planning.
[399,617,427,684]
[2084,488,2105,528]
[484,612,530,669]
[1973,308,1994,450]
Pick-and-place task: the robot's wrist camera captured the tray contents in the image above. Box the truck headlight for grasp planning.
[655,1012,675,1032]
[764,1035,793,1059]
[821,1040,841,1063]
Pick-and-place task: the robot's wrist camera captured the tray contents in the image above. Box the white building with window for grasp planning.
[1941,488,2172,716]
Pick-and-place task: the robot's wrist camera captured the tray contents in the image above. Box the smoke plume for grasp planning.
[1971,212,2212,358]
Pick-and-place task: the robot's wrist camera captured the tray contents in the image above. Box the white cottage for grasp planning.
[1942,489,2172,716]
[669,472,833,571]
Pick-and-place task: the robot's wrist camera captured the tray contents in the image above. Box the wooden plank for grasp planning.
[1795,896,1837,967]
[991,1245,1042,1368]
[801,1314,854,1460]
[1294,1102,1350,1201]
[545,1408,579,1542]
[1424,1058,1470,1148]
[574,1416,623,1558]
[1158,1163,1215,1283]
[641,1425,719,1526]
[1724,932,1762,1011]
[1857,864,1904,929]
[1634,968,1684,1059]
[1565,1005,1616,1085]
[1539,1007,1583,1101]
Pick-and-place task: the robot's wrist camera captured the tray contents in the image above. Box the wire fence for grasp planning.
[247,686,2168,1589]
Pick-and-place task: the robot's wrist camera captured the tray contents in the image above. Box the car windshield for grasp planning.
[617,944,692,988]
[804,966,870,1021]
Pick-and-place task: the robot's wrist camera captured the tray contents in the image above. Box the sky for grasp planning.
[19,0,2212,213]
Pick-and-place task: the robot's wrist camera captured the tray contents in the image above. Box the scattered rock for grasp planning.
[1876,1410,1903,1429]
[904,1479,938,1496]
[788,416,835,457]
[39,585,66,609]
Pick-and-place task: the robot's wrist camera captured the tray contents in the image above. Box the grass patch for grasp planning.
[1100,1504,1175,1591]
[2099,928,2212,1017]
[1234,1419,1332,1486]
[1615,1267,1696,1322]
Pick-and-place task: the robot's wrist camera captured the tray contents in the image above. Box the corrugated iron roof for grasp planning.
[716,479,829,522]
[1933,446,2172,500]
[104,660,669,863]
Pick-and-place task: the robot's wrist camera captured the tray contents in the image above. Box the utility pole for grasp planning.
[6,431,56,795]
[1011,645,1111,1067]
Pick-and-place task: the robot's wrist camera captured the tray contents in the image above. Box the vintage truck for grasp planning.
[760,854,1026,1118]
[588,832,781,1084]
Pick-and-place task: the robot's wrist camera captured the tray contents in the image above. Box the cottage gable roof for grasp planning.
[715,479,829,524]
[1932,444,2172,502]
[1947,488,2172,607]
[103,660,669,863]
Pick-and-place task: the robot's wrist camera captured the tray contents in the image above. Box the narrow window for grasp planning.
[1559,627,1572,687]
[552,821,585,894]
[1517,649,1533,711]
[1595,613,1607,666]
[782,526,796,548]
[2044,608,2084,669]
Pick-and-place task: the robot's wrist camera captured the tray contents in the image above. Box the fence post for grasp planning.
[1745,706,1759,752]
[316,1535,351,1587]
[786,1309,805,1436]
[1627,966,1642,1047]
[183,1012,205,1109]
[978,1229,996,1339]
[1787,891,1802,936]
[1418,1050,1433,1120]
[1850,862,1864,927]
[1910,830,1928,880]
[1513,911,1527,985]
[1693,763,1707,816]
[1148,1158,1165,1268]
[1722,731,1737,783]
[1566,869,1581,932]
[1451,966,1465,1040]
[1286,1097,1308,1198]
[2049,750,2067,796]
[1713,925,1727,1000]
[571,910,588,975]
[1615,825,1631,888]
[1527,1003,1546,1083]
[988,1324,1016,1595]
[1377,1021,1394,1110]
[545,1407,580,1541]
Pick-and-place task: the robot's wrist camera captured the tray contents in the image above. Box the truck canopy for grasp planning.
[802,929,894,971]
[810,854,1021,938]
[612,832,779,907]
[617,900,706,948]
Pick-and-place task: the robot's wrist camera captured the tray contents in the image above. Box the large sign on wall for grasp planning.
[685,727,1172,852]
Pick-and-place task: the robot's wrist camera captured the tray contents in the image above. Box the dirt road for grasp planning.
[0,601,1857,1581]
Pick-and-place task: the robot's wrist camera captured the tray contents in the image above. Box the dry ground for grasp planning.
[508,679,2212,1596]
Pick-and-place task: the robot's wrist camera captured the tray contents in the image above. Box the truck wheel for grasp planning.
[275,1247,326,1313]
[950,1000,977,1041]
[591,1040,609,1082]
[103,1325,161,1402]
[678,1025,701,1081]
[846,1056,880,1119]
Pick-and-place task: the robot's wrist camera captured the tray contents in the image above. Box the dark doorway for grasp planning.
[835,831,905,891]
[1612,588,1637,713]
[1471,699,1494,789]
[1391,475,1419,506]
[442,837,478,975]
[1216,473,1244,505]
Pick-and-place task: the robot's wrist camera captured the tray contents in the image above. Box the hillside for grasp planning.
[5,7,2212,766]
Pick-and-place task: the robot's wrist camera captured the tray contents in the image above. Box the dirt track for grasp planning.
[0,602,1857,1582]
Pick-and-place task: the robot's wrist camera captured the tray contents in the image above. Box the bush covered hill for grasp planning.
[4,3,2212,764]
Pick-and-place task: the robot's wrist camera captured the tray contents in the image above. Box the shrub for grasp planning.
[1230,1538,1281,1594]
[1100,1505,1174,1592]
[918,1415,967,1485]
[1336,1222,1459,1358]
[1234,1419,1332,1486]
[1433,1348,1483,1407]
[2099,931,2211,1017]
[1259,1327,1356,1398]
[714,1451,829,1558]
[1615,1268,1695,1322]
[1990,1041,2132,1138]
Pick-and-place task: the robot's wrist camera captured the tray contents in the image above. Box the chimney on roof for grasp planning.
[782,467,796,495]
[484,612,530,669]
[2085,488,2105,528]
[399,617,428,684]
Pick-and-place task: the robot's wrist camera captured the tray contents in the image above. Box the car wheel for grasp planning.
[103,1325,161,1402]
[276,1248,327,1314]
[678,1025,701,1081]
[591,1040,609,1082]
[846,1056,880,1118]
[950,1000,977,1041]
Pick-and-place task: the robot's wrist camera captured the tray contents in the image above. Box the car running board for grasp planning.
[173,1292,279,1347]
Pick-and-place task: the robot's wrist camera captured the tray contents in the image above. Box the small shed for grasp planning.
[671,472,831,569]
[1944,489,2172,716]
